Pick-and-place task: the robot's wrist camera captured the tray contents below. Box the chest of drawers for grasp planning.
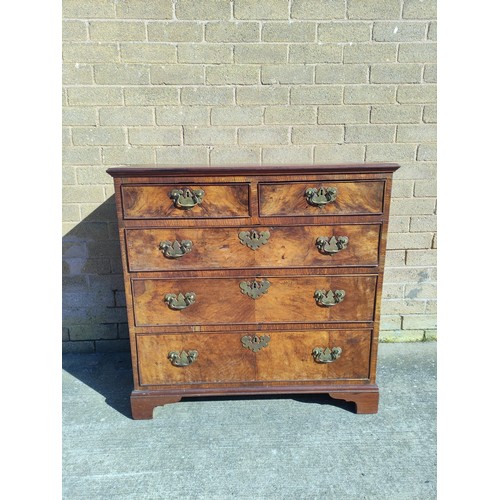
[107,163,399,419]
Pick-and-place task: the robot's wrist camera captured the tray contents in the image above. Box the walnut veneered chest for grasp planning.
[107,163,399,419]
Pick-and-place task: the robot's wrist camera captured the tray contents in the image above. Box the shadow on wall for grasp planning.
[62,195,130,354]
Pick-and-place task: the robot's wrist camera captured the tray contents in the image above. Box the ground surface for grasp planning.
[62,342,436,499]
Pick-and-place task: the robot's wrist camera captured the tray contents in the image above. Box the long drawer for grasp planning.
[136,330,372,386]
[125,224,381,271]
[131,275,377,327]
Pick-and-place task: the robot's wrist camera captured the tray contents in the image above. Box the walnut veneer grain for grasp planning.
[259,181,385,216]
[122,183,250,219]
[137,330,371,386]
[131,275,377,326]
[125,224,381,271]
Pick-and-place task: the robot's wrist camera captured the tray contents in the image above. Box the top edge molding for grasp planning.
[107,163,400,177]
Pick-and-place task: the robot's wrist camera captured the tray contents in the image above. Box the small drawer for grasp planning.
[121,183,250,219]
[136,330,371,386]
[259,181,385,217]
[125,224,381,272]
[131,274,377,327]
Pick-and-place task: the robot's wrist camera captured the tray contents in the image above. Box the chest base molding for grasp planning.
[130,384,379,419]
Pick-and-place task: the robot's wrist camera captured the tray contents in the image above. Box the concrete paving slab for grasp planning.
[63,342,436,499]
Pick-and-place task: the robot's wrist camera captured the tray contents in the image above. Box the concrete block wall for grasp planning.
[62,0,437,353]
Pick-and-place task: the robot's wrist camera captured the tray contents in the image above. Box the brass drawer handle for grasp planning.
[312,347,342,363]
[159,239,193,259]
[316,236,349,255]
[314,289,345,307]
[305,186,337,207]
[164,292,196,310]
[238,229,270,250]
[168,350,198,367]
[169,187,205,210]
[241,334,270,352]
[240,279,271,300]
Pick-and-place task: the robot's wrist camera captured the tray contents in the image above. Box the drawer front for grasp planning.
[132,275,377,327]
[137,330,371,386]
[125,224,380,271]
[259,181,385,216]
[121,183,250,219]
